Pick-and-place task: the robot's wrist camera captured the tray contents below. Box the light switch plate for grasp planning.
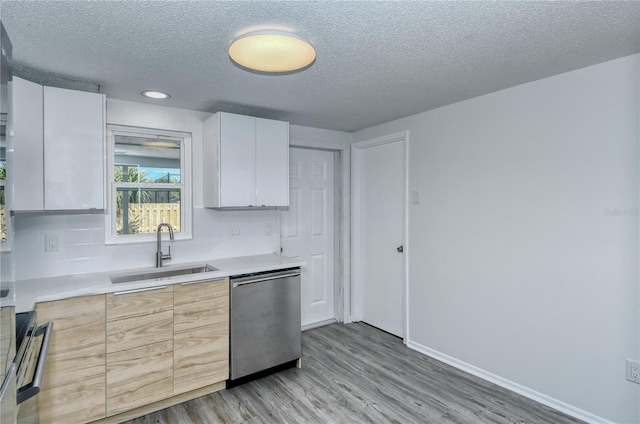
[412,190,421,204]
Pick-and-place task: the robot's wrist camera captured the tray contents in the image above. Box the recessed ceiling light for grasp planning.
[141,90,171,99]
[229,30,316,73]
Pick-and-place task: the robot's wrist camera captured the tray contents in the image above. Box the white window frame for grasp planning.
[1,115,11,252]
[105,124,192,245]
[0,179,10,252]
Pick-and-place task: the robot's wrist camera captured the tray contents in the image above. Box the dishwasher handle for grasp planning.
[232,270,300,288]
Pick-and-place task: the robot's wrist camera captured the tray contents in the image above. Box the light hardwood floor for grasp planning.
[123,323,583,424]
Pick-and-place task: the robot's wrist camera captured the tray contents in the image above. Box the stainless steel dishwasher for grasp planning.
[229,268,301,383]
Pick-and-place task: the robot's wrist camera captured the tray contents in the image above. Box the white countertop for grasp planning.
[0,281,16,308]
[13,253,305,312]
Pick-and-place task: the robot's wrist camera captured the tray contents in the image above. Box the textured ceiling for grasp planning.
[1,1,639,132]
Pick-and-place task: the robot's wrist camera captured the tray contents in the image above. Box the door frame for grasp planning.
[286,138,351,325]
[351,131,409,342]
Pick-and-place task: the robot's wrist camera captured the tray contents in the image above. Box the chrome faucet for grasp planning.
[156,223,174,267]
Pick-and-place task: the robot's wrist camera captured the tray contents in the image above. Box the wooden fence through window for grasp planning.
[118,203,181,234]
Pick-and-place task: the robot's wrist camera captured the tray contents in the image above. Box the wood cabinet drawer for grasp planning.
[37,295,105,355]
[107,309,173,353]
[174,293,228,332]
[106,339,174,416]
[42,344,104,384]
[38,374,106,424]
[174,322,229,395]
[106,286,173,320]
[173,279,228,305]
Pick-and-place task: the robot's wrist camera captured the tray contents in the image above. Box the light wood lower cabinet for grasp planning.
[35,295,106,424]
[0,307,16,424]
[173,279,229,395]
[106,285,174,416]
[33,277,230,424]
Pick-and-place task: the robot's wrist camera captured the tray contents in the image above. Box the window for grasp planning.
[106,125,192,244]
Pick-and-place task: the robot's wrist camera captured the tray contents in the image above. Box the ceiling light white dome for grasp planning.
[229,30,316,73]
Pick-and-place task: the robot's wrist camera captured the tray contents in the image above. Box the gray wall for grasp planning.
[353,54,639,423]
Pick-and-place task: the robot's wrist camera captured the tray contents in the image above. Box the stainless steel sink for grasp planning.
[110,264,218,284]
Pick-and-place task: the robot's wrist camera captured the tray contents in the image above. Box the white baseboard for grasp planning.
[302,318,337,332]
[406,340,613,424]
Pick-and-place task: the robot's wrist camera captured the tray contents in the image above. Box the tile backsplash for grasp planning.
[9,207,279,281]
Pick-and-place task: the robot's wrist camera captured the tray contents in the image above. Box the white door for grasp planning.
[281,147,335,326]
[353,134,406,338]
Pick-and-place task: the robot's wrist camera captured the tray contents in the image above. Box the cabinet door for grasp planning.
[11,77,44,211]
[256,118,289,206]
[173,279,229,395]
[106,286,173,416]
[35,295,106,424]
[219,112,256,207]
[0,307,16,424]
[43,86,104,210]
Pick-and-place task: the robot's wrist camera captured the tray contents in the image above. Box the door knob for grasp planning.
[397,245,404,253]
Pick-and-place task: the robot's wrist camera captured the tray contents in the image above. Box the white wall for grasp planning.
[353,54,639,423]
[1,250,14,282]
[290,124,353,148]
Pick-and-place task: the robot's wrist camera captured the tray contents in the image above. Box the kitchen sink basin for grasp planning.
[110,264,218,284]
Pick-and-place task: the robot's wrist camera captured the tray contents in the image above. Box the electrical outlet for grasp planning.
[45,233,60,252]
[228,226,242,239]
[264,223,273,236]
[626,359,640,384]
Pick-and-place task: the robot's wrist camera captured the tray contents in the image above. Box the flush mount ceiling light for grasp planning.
[228,30,316,73]
[141,90,170,99]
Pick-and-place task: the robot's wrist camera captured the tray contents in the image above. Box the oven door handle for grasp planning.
[16,321,53,405]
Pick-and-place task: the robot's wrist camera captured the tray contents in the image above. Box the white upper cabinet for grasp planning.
[255,117,289,206]
[11,77,105,212]
[203,111,289,208]
[10,77,44,211]
[219,112,256,207]
[43,86,105,210]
